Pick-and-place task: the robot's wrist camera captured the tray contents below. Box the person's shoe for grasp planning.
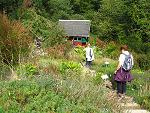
[117,93,122,97]
[121,93,126,98]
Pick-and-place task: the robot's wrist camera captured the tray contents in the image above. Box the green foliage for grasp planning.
[137,54,150,70]
[32,0,72,21]
[98,0,150,54]
[93,47,103,57]
[127,70,150,110]
[21,9,65,48]
[17,63,38,77]
[92,72,103,85]
[0,0,23,13]
[70,14,85,20]
[103,42,119,59]
[71,0,101,14]
[59,61,81,78]
[74,46,85,58]
[0,75,121,113]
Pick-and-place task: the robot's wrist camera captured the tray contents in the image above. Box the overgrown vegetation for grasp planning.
[0,0,150,112]
[127,70,150,111]
[0,13,32,66]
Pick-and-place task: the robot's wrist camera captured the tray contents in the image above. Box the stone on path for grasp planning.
[124,109,150,113]
[120,102,140,109]
[119,96,150,113]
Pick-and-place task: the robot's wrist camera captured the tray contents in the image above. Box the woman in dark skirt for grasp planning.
[114,45,134,97]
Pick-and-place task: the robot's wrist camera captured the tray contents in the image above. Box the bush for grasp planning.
[137,54,150,70]
[46,42,73,59]
[59,61,82,78]
[0,75,121,113]
[21,9,65,48]
[103,42,120,59]
[17,63,38,78]
[127,70,150,111]
[0,13,32,65]
[92,72,103,85]
[74,46,85,59]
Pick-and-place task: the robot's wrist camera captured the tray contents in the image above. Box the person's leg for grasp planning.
[86,60,90,68]
[116,81,122,95]
[86,58,88,66]
[122,82,127,94]
[89,61,92,67]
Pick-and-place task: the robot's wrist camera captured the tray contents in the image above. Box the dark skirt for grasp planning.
[114,67,133,82]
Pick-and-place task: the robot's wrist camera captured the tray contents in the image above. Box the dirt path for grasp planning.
[104,80,150,113]
[81,64,150,113]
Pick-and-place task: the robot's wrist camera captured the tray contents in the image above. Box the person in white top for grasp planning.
[114,45,134,97]
[84,43,94,68]
[115,45,134,72]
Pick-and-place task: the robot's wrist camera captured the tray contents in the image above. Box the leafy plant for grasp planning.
[127,70,150,110]
[17,63,38,77]
[92,72,103,85]
[103,42,120,59]
[0,75,121,113]
[21,9,65,48]
[59,61,82,78]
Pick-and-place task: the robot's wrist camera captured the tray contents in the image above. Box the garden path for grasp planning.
[81,63,150,113]
[104,80,150,113]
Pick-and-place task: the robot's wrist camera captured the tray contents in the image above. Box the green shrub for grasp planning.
[103,42,119,59]
[59,61,82,78]
[92,72,103,85]
[0,75,121,113]
[21,9,65,48]
[93,46,103,58]
[17,63,38,77]
[137,54,150,70]
[46,42,73,59]
[127,70,150,110]
[74,46,85,58]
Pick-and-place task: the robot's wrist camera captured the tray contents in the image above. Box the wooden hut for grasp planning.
[59,20,91,46]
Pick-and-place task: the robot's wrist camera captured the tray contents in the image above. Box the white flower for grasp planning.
[105,61,110,65]
[101,74,109,80]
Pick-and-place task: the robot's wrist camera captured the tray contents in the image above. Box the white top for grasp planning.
[84,47,94,61]
[119,51,134,66]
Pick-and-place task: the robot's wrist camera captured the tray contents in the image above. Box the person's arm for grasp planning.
[91,48,94,60]
[131,54,134,66]
[115,54,123,74]
[115,61,121,73]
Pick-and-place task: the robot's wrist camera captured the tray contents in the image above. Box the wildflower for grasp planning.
[101,74,109,80]
[105,61,110,65]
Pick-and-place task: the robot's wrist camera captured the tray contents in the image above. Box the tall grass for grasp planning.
[0,13,32,79]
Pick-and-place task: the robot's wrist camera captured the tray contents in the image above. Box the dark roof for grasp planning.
[59,20,91,37]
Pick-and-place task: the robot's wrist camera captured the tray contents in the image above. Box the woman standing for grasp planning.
[114,45,134,97]
[84,43,94,68]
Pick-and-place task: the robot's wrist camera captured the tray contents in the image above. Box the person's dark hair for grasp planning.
[120,45,128,51]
